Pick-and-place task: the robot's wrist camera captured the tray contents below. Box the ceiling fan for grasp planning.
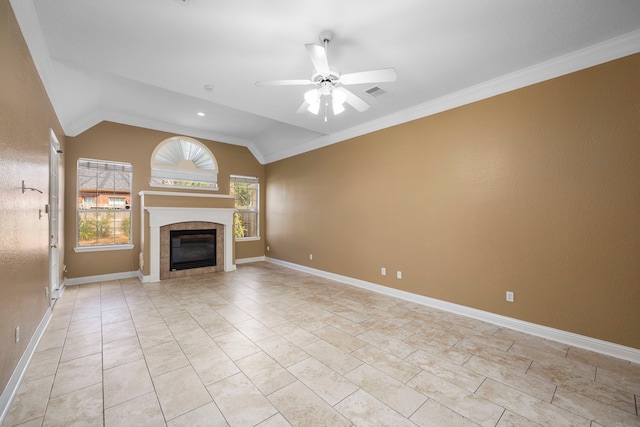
[256,31,397,118]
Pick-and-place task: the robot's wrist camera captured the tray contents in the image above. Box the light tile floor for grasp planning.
[3,262,639,427]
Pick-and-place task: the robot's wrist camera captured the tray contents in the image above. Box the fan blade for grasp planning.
[305,44,330,76]
[296,101,308,114]
[340,68,397,85]
[255,79,313,87]
[334,87,369,112]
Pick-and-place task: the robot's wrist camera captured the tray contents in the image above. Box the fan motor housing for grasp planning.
[312,70,340,85]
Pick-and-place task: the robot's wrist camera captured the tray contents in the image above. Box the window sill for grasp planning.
[74,244,135,253]
[236,237,261,242]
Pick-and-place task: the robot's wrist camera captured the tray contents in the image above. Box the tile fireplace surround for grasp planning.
[159,222,225,280]
[144,207,236,282]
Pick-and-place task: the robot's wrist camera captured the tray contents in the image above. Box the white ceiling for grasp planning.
[11,0,640,163]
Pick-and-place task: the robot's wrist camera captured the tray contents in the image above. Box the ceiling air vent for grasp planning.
[365,86,387,98]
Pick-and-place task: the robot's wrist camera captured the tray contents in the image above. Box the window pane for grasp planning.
[77,158,132,247]
[113,211,131,244]
[150,137,218,190]
[230,175,259,239]
[78,211,99,246]
[234,211,257,238]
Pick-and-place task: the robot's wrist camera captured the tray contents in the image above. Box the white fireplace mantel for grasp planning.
[144,207,236,282]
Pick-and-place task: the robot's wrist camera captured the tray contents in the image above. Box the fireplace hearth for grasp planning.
[170,229,216,271]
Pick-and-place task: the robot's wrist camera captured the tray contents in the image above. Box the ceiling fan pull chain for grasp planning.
[324,99,328,122]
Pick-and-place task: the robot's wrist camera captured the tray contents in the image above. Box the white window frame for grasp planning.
[230,175,260,241]
[75,158,134,252]
[150,136,219,191]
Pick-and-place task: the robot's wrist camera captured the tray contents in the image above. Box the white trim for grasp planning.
[236,256,266,265]
[64,270,140,286]
[100,111,255,154]
[51,278,66,301]
[74,244,134,253]
[262,30,640,164]
[8,0,66,132]
[236,237,261,242]
[138,190,233,199]
[0,308,52,426]
[266,257,640,364]
[149,182,219,191]
[13,0,639,166]
[14,0,640,167]
[80,111,266,164]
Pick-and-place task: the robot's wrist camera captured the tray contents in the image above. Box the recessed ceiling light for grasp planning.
[197,112,206,117]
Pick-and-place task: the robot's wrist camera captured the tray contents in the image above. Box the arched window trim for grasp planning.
[150,136,219,191]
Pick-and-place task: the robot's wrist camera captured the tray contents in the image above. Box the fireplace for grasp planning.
[159,221,225,280]
[142,205,236,282]
[170,229,216,271]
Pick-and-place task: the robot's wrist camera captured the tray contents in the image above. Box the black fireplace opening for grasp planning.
[170,229,216,271]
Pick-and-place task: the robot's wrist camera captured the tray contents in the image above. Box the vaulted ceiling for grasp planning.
[11,0,640,163]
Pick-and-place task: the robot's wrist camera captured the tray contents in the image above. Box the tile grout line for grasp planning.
[8,265,640,426]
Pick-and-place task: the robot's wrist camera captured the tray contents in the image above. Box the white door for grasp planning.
[49,130,62,302]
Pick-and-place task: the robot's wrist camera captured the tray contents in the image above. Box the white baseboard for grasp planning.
[64,270,140,286]
[139,272,159,283]
[266,257,640,364]
[51,280,65,300]
[236,256,266,265]
[0,308,52,426]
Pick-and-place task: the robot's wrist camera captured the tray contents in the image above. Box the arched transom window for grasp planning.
[150,136,219,190]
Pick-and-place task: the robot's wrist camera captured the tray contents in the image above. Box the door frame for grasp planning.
[49,129,63,303]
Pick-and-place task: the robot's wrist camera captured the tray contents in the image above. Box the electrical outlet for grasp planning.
[309,254,313,260]
[381,267,386,276]
[396,271,402,279]
[506,291,514,302]
[45,286,49,298]
[15,326,20,343]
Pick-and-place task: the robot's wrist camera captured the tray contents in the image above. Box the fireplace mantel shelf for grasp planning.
[138,190,234,199]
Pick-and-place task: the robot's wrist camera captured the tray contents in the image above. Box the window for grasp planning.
[230,175,259,240]
[150,136,218,190]
[80,196,95,209]
[77,158,132,248]
[109,197,126,208]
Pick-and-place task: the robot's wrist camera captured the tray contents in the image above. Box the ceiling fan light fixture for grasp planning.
[332,100,345,115]
[304,89,321,114]
[307,101,320,115]
[260,31,392,117]
[304,89,319,105]
[332,88,347,105]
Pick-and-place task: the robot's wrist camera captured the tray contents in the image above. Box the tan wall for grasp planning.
[266,54,640,349]
[0,0,66,394]
[64,122,265,279]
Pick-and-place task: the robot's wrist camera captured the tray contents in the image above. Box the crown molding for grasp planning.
[12,0,640,166]
[264,29,640,164]
[9,0,68,133]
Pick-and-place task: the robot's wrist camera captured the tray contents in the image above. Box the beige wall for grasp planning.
[0,0,66,394]
[266,54,640,349]
[64,122,265,279]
